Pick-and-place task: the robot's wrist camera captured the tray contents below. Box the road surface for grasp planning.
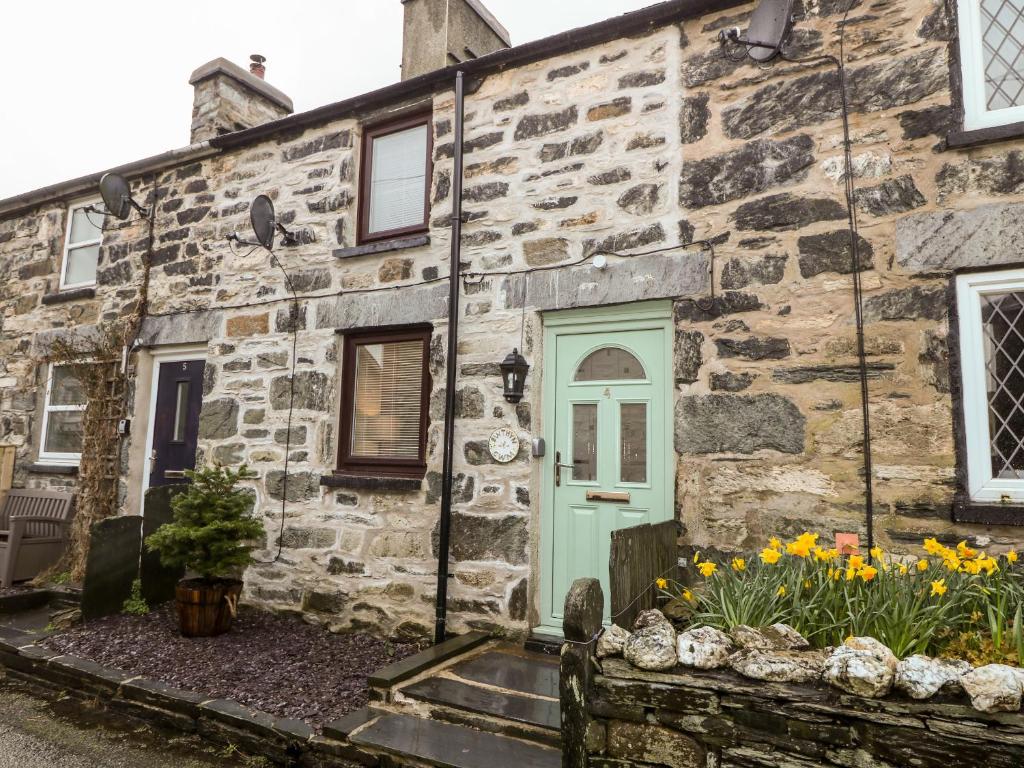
[0,679,253,768]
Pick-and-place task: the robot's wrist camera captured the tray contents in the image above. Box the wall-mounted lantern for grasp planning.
[500,348,529,403]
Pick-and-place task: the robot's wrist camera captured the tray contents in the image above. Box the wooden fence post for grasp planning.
[0,445,14,508]
[561,577,603,768]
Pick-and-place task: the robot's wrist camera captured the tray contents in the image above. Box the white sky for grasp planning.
[0,0,657,200]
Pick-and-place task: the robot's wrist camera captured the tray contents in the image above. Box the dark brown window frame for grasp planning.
[356,113,434,245]
[336,324,433,479]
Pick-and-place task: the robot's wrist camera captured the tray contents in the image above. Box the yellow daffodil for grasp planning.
[962,559,981,576]
[858,565,878,582]
[761,548,782,565]
[777,585,786,597]
[845,567,856,581]
[698,561,717,577]
[898,564,908,576]
[917,559,929,572]
[943,554,962,572]
[979,556,999,576]
[930,579,947,597]
[814,547,830,562]
[693,552,701,564]
[1007,550,1019,564]
[656,578,668,589]
[803,579,812,589]
[870,546,884,561]
[731,557,746,572]
[832,568,841,581]
[827,568,835,579]
[769,537,782,551]
[957,540,977,559]
[786,540,811,558]
[848,554,865,570]
[923,537,944,556]
[682,589,694,602]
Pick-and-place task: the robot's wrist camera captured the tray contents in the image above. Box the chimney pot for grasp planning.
[250,54,267,79]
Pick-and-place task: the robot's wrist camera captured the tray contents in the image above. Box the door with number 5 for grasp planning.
[539,302,673,634]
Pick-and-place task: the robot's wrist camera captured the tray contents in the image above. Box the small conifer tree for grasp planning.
[146,465,263,582]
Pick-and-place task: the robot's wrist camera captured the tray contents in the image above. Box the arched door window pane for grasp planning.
[574,347,645,382]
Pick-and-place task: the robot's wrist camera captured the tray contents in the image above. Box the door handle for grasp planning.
[554,451,574,487]
[164,470,186,479]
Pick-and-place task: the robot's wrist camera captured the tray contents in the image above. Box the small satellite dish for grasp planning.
[250,194,276,250]
[99,173,141,220]
[745,0,794,61]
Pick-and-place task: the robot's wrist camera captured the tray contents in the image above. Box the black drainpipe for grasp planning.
[435,70,467,645]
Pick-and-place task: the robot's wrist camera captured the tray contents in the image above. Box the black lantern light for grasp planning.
[500,347,529,403]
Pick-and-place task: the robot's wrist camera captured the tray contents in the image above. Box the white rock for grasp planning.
[633,609,672,631]
[677,626,734,669]
[730,623,809,651]
[894,655,971,700]
[624,623,677,671]
[596,624,631,659]
[961,664,1023,713]
[823,637,898,698]
[729,648,826,684]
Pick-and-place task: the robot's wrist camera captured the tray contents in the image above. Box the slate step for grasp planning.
[448,650,559,699]
[351,713,561,768]
[401,676,560,732]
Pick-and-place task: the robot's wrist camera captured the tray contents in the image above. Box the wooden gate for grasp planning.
[608,520,679,629]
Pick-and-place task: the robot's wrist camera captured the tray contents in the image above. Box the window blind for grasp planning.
[350,340,424,459]
[368,124,428,234]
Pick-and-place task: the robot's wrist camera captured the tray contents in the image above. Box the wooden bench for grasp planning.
[0,489,75,588]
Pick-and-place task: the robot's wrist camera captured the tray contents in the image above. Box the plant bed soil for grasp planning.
[44,604,421,728]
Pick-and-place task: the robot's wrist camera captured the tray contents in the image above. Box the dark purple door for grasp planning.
[150,359,205,487]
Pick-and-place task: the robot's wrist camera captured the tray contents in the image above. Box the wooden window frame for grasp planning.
[336,324,432,479]
[356,113,433,245]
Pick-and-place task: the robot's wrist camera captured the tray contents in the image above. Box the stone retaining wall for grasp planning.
[586,657,1024,768]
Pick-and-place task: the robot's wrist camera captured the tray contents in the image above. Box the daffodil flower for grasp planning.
[930,579,947,597]
[656,578,668,589]
[698,561,717,578]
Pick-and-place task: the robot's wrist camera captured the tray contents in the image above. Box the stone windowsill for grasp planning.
[946,120,1024,150]
[41,287,96,305]
[333,234,429,260]
[319,473,422,492]
[26,463,79,475]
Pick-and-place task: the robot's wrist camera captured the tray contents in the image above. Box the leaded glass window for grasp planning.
[959,1,1024,129]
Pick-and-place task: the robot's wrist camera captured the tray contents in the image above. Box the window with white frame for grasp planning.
[956,268,1024,502]
[60,201,102,290]
[39,364,87,465]
[958,1,1024,130]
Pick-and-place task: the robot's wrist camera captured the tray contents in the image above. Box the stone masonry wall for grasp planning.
[586,658,1024,767]
[5,0,1024,639]
[668,0,1024,562]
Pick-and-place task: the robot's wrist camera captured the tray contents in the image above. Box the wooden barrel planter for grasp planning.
[175,578,243,637]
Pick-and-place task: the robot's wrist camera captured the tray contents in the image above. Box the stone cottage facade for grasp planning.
[3,0,1024,640]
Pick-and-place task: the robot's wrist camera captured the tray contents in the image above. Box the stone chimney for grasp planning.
[188,55,294,143]
[401,0,510,80]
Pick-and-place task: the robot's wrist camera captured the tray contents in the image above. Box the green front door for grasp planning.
[540,302,673,634]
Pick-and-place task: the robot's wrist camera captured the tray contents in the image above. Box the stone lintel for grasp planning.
[507,248,710,312]
[315,283,450,330]
[896,202,1024,272]
[138,310,222,347]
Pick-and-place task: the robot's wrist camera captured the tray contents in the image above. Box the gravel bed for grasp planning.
[45,604,420,727]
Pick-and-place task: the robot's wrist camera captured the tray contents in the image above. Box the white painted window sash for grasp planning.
[38,363,86,465]
[957,268,1024,503]
[59,199,102,291]
[958,0,1024,131]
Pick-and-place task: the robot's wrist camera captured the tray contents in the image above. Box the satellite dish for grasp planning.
[99,173,137,220]
[250,194,276,250]
[746,0,794,61]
